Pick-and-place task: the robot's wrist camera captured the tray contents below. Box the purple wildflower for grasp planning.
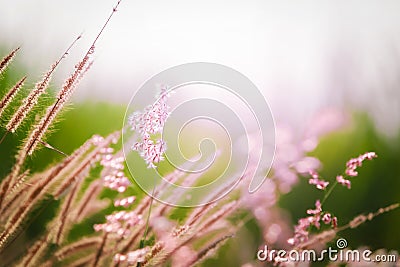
[129,85,170,168]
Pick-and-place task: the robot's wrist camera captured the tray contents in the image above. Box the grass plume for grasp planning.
[0,47,19,76]
[6,35,80,134]
[0,76,26,120]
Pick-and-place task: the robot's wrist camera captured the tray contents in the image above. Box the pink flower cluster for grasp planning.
[94,211,142,237]
[114,247,150,265]
[114,196,136,207]
[288,200,337,246]
[102,172,130,193]
[129,86,170,135]
[308,170,329,190]
[100,149,124,169]
[345,152,377,177]
[129,85,170,168]
[288,152,377,247]
[336,175,351,189]
[336,152,377,189]
[100,151,130,192]
[132,139,167,169]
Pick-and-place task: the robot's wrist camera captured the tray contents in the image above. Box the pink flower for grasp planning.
[322,213,332,224]
[133,138,167,168]
[289,217,311,245]
[309,170,319,179]
[100,152,130,192]
[336,175,351,189]
[345,168,358,177]
[308,170,329,190]
[128,86,170,136]
[309,216,321,229]
[103,172,130,193]
[289,200,325,246]
[307,200,322,215]
[332,216,338,228]
[345,152,377,177]
[114,247,150,264]
[287,238,295,246]
[362,152,377,160]
[129,85,170,168]
[114,196,136,207]
[306,200,323,229]
[94,211,143,237]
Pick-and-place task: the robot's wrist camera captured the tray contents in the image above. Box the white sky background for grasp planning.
[0,0,400,135]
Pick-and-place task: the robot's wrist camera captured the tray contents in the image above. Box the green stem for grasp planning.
[321,181,338,206]
[137,172,156,267]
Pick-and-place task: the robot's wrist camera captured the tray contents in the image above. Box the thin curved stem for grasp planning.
[321,181,338,206]
[137,171,157,267]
